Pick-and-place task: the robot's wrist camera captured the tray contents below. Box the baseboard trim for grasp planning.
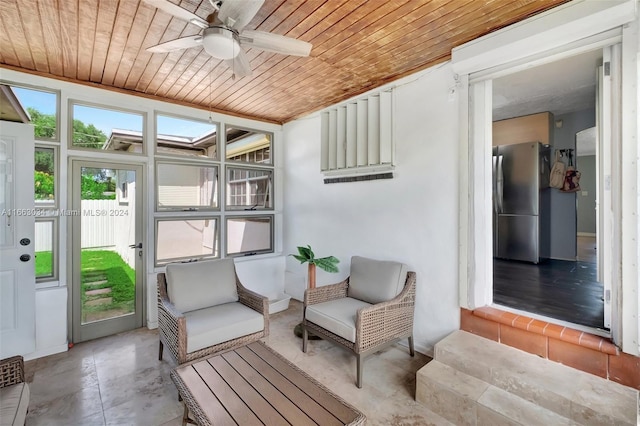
[577,232,596,237]
[396,340,433,358]
[147,320,158,330]
[24,343,68,361]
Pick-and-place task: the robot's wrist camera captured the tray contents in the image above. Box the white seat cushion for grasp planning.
[166,258,238,313]
[306,297,372,343]
[184,302,264,353]
[0,382,29,426]
[347,256,408,304]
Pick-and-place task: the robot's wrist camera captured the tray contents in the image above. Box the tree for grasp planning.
[27,107,56,139]
[72,119,107,149]
[26,107,108,149]
[81,174,115,200]
[34,170,54,200]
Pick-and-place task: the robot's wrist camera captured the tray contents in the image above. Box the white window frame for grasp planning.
[154,112,220,160]
[155,160,220,212]
[34,143,59,286]
[224,124,273,166]
[152,123,277,265]
[225,165,273,210]
[224,214,274,257]
[0,81,60,142]
[68,100,147,156]
[34,216,58,286]
[154,216,220,266]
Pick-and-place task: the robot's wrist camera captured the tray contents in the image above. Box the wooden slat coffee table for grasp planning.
[171,341,366,426]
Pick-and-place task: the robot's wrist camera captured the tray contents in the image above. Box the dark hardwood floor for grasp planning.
[493,258,605,330]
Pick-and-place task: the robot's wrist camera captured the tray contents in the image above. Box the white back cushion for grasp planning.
[165,258,238,313]
[347,256,408,304]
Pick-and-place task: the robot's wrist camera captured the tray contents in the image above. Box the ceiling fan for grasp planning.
[143,0,312,78]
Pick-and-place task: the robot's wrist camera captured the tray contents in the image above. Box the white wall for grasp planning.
[26,287,67,361]
[282,63,460,354]
[550,108,596,260]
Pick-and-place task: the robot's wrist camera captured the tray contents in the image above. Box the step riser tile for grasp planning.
[490,366,572,418]
[416,377,478,426]
[476,406,520,426]
[570,375,639,426]
[478,386,575,426]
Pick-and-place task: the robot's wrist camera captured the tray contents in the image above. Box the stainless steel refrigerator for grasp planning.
[493,142,551,263]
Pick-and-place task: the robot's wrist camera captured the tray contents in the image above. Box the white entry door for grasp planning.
[0,122,35,358]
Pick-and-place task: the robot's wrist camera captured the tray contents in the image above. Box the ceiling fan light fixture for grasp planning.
[202,27,240,60]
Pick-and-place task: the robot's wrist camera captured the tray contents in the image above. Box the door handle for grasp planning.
[492,156,498,214]
[129,243,142,249]
[497,155,504,214]
[19,254,30,262]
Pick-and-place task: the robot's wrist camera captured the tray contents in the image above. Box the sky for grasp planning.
[12,86,216,138]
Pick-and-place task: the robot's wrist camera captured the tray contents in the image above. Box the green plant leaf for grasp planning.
[290,254,308,264]
[306,245,315,260]
[314,256,340,273]
[297,245,313,260]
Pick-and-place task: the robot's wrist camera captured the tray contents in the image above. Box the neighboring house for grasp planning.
[0,0,638,388]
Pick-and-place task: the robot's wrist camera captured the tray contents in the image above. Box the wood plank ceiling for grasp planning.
[0,0,568,124]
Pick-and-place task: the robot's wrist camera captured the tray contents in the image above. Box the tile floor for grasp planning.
[25,300,450,426]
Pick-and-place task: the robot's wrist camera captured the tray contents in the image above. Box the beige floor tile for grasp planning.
[26,298,443,425]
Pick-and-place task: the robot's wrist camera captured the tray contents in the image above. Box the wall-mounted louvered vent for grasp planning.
[320,90,393,176]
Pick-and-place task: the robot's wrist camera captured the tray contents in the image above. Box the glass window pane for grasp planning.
[156,114,218,159]
[156,218,218,264]
[9,85,58,140]
[157,163,218,210]
[35,219,55,280]
[226,126,272,165]
[225,167,272,209]
[226,216,272,256]
[71,103,144,153]
[35,147,55,206]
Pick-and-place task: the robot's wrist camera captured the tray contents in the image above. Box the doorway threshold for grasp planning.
[492,303,611,338]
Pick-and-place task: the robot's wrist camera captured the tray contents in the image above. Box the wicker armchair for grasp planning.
[0,355,30,425]
[302,256,416,388]
[158,258,269,365]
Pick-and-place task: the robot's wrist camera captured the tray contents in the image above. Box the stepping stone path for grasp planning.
[83,272,112,306]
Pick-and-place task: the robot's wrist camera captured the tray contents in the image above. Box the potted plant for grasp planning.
[290,245,339,289]
[290,245,339,338]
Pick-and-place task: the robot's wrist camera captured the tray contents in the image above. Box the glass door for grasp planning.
[71,160,143,342]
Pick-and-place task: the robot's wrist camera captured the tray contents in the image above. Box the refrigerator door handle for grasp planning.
[492,155,498,213]
[497,155,504,214]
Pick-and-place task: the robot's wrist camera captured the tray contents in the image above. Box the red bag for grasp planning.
[561,165,581,193]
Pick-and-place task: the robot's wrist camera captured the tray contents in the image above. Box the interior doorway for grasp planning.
[71,160,144,343]
[490,47,610,332]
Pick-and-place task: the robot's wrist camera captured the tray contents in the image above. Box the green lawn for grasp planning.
[81,249,135,316]
[35,251,53,277]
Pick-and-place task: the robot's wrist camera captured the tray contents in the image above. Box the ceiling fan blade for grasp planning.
[147,35,203,53]
[218,0,264,31]
[224,49,252,78]
[239,30,312,57]
[143,0,209,28]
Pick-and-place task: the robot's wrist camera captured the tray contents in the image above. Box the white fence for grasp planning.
[81,200,119,248]
[35,198,136,268]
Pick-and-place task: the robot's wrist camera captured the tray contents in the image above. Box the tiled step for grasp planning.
[85,288,111,296]
[433,330,638,426]
[416,360,576,425]
[84,280,108,288]
[85,297,113,307]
